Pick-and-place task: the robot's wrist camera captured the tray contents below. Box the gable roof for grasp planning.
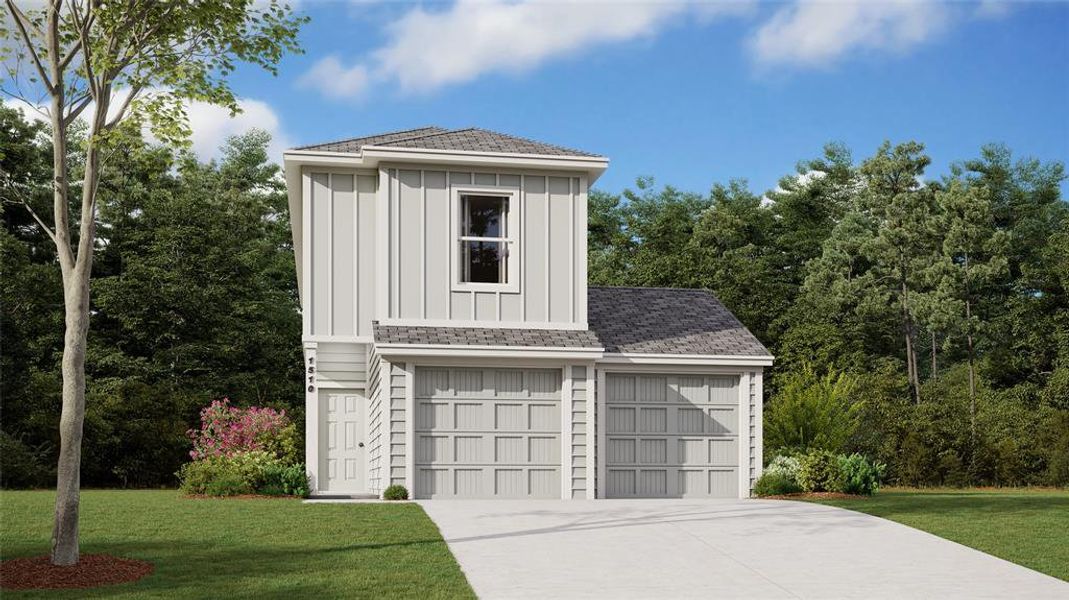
[588,287,770,356]
[372,287,770,357]
[295,126,601,158]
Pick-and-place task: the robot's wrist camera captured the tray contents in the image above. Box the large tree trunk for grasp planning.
[51,268,90,566]
[900,278,921,403]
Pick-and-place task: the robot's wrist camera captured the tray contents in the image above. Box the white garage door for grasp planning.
[605,373,741,498]
[414,367,562,499]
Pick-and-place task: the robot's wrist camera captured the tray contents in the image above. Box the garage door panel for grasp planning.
[415,367,561,499]
[606,372,741,499]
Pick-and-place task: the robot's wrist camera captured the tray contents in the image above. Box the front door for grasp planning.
[320,389,366,492]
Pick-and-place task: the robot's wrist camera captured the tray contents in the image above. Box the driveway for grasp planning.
[419,499,1069,599]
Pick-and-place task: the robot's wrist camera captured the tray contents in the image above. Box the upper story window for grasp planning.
[455,191,519,292]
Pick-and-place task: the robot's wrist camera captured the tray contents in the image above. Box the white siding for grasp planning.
[381,167,588,328]
[305,169,377,339]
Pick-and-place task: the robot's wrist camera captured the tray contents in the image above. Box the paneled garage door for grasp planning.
[414,367,561,499]
[605,373,741,498]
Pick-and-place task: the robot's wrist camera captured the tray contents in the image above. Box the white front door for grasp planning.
[320,390,366,492]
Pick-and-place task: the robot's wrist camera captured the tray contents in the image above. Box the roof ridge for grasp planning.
[363,127,474,146]
[468,127,597,157]
[293,126,447,151]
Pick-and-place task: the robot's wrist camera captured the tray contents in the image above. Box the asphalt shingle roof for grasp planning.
[373,323,601,349]
[372,287,770,357]
[295,127,601,158]
[588,287,770,356]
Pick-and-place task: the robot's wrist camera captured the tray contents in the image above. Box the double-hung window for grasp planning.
[455,192,517,291]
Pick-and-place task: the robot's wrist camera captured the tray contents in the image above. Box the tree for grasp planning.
[1,0,304,566]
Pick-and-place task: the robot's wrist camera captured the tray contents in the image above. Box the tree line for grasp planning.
[590,141,1068,486]
[2,103,1067,488]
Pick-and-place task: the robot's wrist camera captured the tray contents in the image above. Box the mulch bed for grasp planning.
[763,492,867,500]
[0,554,153,590]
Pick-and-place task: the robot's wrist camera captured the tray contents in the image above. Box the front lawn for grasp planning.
[809,488,1069,582]
[0,490,474,599]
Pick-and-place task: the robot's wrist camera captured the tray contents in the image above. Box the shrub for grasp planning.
[765,367,862,456]
[187,398,294,462]
[383,485,409,500]
[838,453,885,495]
[798,450,845,492]
[261,462,310,497]
[177,450,280,496]
[764,455,802,485]
[753,472,803,497]
[0,431,52,488]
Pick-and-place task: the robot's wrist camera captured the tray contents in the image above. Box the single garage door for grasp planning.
[605,373,741,498]
[414,367,561,499]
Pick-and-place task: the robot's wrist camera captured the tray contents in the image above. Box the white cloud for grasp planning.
[297,55,370,99]
[4,93,291,162]
[749,1,951,68]
[974,0,1013,20]
[300,0,752,98]
[180,97,293,163]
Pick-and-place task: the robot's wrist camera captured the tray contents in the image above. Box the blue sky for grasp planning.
[206,1,1067,195]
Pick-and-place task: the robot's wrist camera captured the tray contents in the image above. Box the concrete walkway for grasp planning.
[419,499,1069,599]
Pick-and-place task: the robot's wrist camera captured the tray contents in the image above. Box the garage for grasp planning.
[414,367,562,499]
[604,372,742,498]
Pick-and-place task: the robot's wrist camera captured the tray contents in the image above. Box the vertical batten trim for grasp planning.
[303,343,318,493]
[376,168,389,322]
[420,170,427,319]
[326,173,334,336]
[404,362,415,496]
[496,290,502,321]
[521,177,527,321]
[738,371,751,499]
[391,171,400,318]
[302,172,312,336]
[544,175,550,322]
[577,176,589,325]
[353,175,361,336]
[447,172,454,320]
[561,364,572,500]
[585,365,596,499]
[569,177,575,323]
[596,368,607,498]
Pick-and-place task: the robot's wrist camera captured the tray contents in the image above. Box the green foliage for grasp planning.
[177,451,307,497]
[383,485,410,501]
[0,431,52,489]
[260,462,310,497]
[838,453,885,495]
[765,367,861,455]
[797,450,846,493]
[764,454,802,484]
[753,472,802,497]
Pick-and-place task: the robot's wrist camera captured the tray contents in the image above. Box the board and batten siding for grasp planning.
[304,169,377,340]
[381,168,589,328]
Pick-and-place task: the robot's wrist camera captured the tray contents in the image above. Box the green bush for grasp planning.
[798,450,845,492]
[0,431,52,488]
[260,462,310,497]
[764,455,802,484]
[765,367,862,456]
[383,484,409,500]
[838,453,884,495]
[753,472,803,497]
[177,450,297,496]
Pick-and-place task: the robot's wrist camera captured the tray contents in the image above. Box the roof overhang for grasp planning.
[374,343,605,361]
[597,352,775,367]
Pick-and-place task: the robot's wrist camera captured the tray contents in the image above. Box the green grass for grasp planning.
[0,490,474,599]
[809,488,1069,582]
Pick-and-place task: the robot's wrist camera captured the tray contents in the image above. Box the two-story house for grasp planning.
[283,127,772,500]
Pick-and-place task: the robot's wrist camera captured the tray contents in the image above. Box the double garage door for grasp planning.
[414,367,562,499]
[604,373,741,498]
[412,367,742,499]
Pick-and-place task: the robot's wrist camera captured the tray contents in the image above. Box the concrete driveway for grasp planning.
[419,499,1069,599]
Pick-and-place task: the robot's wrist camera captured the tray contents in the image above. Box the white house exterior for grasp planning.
[283,127,773,499]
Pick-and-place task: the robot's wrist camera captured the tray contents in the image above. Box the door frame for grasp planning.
[595,364,753,499]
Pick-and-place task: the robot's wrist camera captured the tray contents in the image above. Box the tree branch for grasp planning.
[5,0,55,93]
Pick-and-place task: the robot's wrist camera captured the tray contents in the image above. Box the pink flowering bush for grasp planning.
[179,398,307,497]
[187,398,298,463]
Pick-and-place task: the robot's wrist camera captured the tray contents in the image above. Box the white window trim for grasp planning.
[451,187,521,293]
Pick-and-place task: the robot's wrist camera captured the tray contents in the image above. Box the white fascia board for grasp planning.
[284,161,304,300]
[362,146,609,183]
[375,343,604,361]
[597,352,775,367]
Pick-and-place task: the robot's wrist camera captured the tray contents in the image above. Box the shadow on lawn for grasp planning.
[832,491,1069,517]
